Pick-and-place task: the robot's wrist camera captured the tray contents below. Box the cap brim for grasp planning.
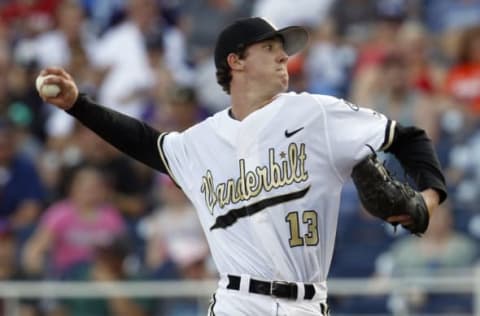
[277,26,309,56]
[248,26,309,56]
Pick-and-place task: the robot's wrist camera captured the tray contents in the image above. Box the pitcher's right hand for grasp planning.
[37,67,79,110]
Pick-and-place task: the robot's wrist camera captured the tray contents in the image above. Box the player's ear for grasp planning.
[227,53,244,71]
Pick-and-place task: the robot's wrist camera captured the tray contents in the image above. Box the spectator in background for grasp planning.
[0,119,45,241]
[303,18,356,98]
[140,174,212,315]
[349,1,407,104]
[157,236,212,316]
[37,123,152,263]
[15,0,98,151]
[445,25,480,116]
[396,21,446,96]
[92,0,190,120]
[446,123,480,214]
[0,222,20,280]
[70,126,151,218]
[330,0,381,38]
[252,0,333,29]
[143,30,176,120]
[154,85,207,132]
[3,62,46,156]
[141,175,208,279]
[181,0,252,64]
[16,0,95,75]
[421,0,480,35]
[359,52,439,142]
[59,235,152,316]
[442,25,480,211]
[72,126,154,261]
[0,20,8,68]
[12,0,99,185]
[181,0,251,114]
[0,0,60,36]
[374,200,477,314]
[377,200,477,276]
[90,0,160,119]
[22,164,126,278]
[79,0,126,36]
[191,54,231,115]
[0,221,41,316]
[422,0,480,71]
[352,51,440,184]
[2,11,46,146]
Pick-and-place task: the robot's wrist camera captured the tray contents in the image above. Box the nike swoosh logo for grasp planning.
[284,127,304,138]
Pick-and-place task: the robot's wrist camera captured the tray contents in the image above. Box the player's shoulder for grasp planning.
[277,92,347,112]
[278,91,341,105]
[279,93,380,120]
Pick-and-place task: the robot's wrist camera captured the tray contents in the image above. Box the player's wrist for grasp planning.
[421,188,440,217]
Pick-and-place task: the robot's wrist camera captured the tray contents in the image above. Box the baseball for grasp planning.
[35,74,61,98]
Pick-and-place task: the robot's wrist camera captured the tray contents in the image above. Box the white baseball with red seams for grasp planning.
[35,74,61,98]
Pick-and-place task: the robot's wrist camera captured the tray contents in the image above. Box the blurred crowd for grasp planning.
[1,0,480,315]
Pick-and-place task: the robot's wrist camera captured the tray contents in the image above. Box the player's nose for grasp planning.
[277,49,288,64]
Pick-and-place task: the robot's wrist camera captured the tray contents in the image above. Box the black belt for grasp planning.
[226,275,316,300]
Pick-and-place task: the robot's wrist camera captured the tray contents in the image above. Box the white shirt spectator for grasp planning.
[14,26,96,138]
[252,0,334,28]
[193,58,230,113]
[92,21,192,119]
[92,21,155,119]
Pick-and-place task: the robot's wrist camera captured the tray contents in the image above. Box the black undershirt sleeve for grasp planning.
[66,93,168,173]
[384,123,447,204]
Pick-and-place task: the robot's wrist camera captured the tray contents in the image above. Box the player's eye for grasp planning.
[263,44,273,51]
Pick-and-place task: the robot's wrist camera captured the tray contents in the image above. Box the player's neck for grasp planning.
[229,89,278,121]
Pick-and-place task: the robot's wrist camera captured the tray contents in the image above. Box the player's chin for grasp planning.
[272,82,288,94]
[278,76,289,91]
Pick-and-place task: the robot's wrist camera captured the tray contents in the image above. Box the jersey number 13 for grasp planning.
[285,210,319,247]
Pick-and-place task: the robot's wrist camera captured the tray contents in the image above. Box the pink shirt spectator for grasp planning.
[41,200,125,273]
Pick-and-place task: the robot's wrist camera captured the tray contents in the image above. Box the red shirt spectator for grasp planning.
[445,25,480,115]
[0,0,61,25]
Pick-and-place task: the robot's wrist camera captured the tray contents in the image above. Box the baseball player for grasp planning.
[38,17,446,316]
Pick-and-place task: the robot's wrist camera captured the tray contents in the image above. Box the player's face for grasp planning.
[243,37,289,93]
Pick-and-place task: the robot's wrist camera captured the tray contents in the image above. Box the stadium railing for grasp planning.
[0,266,478,316]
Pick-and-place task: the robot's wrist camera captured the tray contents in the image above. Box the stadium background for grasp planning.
[0,0,479,315]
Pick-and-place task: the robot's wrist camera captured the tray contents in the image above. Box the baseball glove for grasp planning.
[351,150,429,235]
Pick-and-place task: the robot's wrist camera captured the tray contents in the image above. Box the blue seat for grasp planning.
[328,295,389,314]
[419,294,473,314]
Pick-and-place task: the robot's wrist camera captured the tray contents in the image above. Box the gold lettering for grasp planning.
[297,144,308,181]
[258,165,272,191]
[216,183,227,208]
[269,149,284,187]
[288,143,297,180]
[236,160,247,200]
[200,171,217,214]
[201,144,309,214]
[226,179,241,204]
[282,159,294,185]
[247,169,262,197]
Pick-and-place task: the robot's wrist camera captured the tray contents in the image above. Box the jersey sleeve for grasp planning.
[319,97,395,181]
[68,94,168,173]
[156,131,191,191]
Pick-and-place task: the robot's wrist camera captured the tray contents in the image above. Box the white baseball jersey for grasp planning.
[158,92,394,298]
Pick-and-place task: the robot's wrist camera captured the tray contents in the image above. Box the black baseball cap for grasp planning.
[214,17,309,69]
